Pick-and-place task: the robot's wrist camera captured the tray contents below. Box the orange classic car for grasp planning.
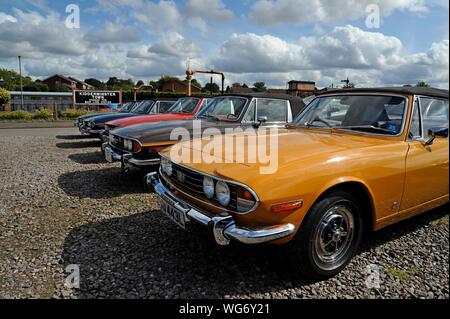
[146,87,449,278]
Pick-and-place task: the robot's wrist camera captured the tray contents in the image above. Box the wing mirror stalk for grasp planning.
[253,116,268,128]
[421,127,448,146]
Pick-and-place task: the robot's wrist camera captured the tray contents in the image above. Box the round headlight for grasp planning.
[161,158,173,176]
[203,176,215,199]
[216,181,231,207]
[124,139,131,150]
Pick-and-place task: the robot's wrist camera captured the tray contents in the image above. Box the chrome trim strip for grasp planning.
[148,172,295,245]
[127,157,160,167]
[158,154,260,215]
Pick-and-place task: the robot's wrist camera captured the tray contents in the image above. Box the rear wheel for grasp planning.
[288,190,363,279]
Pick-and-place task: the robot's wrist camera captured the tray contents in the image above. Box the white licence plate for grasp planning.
[160,200,186,229]
[105,149,113,163]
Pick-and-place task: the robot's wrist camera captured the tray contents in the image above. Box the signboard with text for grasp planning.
[74,91,121,106]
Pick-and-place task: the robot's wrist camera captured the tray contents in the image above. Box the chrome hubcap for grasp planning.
[313,205,355,271]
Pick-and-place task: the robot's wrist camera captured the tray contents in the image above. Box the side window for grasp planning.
[419,97,449,137]
[409,100,422,139]
[199,99,209,112]
[243,99,256,122]
[256,98,288,122]
[159,102,173,113]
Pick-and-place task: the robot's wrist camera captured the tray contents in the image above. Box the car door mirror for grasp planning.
[422,127,448,146]
[253,116,268,128]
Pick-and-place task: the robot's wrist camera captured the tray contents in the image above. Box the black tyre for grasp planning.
[287,190,364,279]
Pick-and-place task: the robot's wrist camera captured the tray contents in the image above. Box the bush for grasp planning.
[0,110,33,120]
[32,108,54,120]
[59,109,93,119]
[0,87,11,111]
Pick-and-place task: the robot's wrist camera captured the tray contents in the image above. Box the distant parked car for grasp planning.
[79,99,176,137]
[104,93,306,171]
[74,101,135,129]
[100,96,211,146]
[146,87,448,278]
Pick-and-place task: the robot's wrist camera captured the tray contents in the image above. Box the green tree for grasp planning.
[253,82,267,92]
[136,80,145,87]
[0,87,11,111]
[54,84,72,92]
[85,78,106,89]
[416,81,429,87]
[203,82,220,93]
[191,79,202,90]
[343,82,355,88]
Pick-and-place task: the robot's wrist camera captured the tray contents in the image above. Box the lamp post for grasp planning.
[18,56,24,109]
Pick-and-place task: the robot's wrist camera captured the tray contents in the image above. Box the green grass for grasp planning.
[385,267,410,281]
[429,217,449,227]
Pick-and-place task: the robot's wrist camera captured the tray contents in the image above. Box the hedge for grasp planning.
[0,108,54,120]
[0,110,33,120]
[59,109,93,119]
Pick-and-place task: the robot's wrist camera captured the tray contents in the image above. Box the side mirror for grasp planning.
[254,116,268,128]
[422,127,448,146]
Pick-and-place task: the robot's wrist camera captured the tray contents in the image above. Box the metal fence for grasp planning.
[9,91,74,112]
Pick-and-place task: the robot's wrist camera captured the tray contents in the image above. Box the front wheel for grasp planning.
[287,190,364,279]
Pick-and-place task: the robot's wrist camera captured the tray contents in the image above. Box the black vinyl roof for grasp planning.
[217,93,307,116]
[317,87,449,99]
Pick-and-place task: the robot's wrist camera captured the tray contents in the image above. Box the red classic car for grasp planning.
[105,96,209,130]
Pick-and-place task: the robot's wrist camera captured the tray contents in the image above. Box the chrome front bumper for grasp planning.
[146,172,296,245]
[103,143,160,169]
[79,126,104,135]
[104,145,124,162]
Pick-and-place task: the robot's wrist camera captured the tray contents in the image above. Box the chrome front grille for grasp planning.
[110,134,125,150]
[165,163,238,210]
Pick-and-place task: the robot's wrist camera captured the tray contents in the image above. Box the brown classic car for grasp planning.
[104,93,306,172]
[146,87,449,278]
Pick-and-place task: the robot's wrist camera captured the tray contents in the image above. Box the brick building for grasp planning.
[287,80,316,97]
[160,80,201,93]
[43,74,94,91]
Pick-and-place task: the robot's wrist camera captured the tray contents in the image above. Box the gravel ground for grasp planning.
[0,128,448,299]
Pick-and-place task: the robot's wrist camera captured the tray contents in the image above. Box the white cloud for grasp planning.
[131,0,181,33]
[212,25,449,88]
[0,9,87,58]
[250,0,428,26]
[148,32,200,58]
[186,0,234,21]
[188,17,209,37]
[126,33,202,78]
[0,12,17,23]
[84,23,141,44]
